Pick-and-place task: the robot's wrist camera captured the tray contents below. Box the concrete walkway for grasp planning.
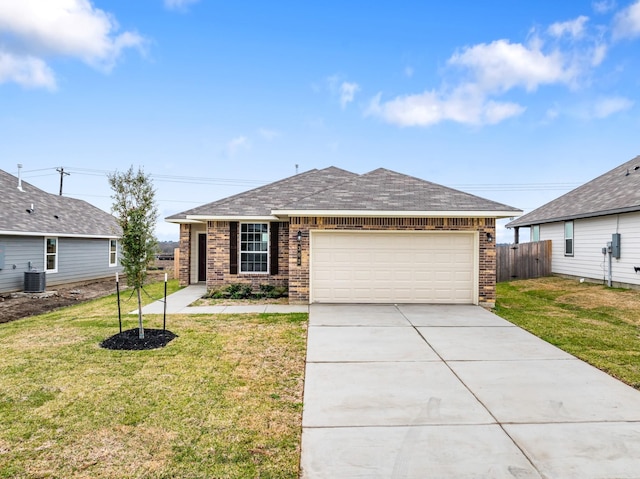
[134,284,308,315]
[301,304,640,478]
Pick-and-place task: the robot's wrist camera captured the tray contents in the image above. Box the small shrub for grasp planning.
[204,287,229,299]
[226,283,242,298]
[225,283,253,299]
[259,284,276,298]
[203,283,288,300]
[272,286,288,298]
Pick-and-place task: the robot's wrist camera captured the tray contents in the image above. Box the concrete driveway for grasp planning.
[300,304,640,478]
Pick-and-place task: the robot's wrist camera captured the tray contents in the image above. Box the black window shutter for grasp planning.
[229,221,238,275]
[270,222,279,275]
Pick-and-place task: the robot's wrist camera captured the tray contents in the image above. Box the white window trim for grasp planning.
[109,239,118,267]
[239,222,269,274]
[564,221,574,257]
[45,237,58,273]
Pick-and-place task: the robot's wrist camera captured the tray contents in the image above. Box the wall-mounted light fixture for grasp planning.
[486,232,494,243]
[296,231,302,266]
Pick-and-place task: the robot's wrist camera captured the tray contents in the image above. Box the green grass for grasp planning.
[0,280,308,479]
[495,277,640,389]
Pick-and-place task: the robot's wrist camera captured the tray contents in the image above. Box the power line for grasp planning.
[56,166,267,187]
[56,166,583,191]
[21,165,582,199]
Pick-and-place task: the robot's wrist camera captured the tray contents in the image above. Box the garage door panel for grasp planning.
[311,232,476,304]
[394,271,412,281]
[333,270,352,281]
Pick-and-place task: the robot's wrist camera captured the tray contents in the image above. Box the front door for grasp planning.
[198,233,207,282]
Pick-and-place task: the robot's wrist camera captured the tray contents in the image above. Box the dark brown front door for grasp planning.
[198,233,206,282]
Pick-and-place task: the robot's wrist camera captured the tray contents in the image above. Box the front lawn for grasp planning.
[0,280,307,479]
[495,277,640,388]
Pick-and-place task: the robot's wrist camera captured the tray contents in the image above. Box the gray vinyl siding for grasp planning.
[0,235,122,293]
[539,211,640,286]
[0,235,45,293]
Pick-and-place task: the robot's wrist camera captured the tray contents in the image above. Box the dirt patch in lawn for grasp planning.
[0,272,167,325]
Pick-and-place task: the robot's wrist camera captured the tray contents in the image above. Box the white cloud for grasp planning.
[545,106,560,121]
[326,75,360,109]
[591,43,608,65]
[613,0,640,39]
[366,21,623,129]
[365,86,525,127]
[0,51,56,89]
[548,16,589,39]
[483,100,527,124]
[225,136,250,156]
[593,0,616,14]
[592,96,634,117]
[164,0,200,11]
[448,39,575,92]
[0,0,144,89]
[339,81,360,109]
[258,128,280,141]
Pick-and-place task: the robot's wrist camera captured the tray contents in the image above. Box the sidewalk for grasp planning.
[133,284,308,315]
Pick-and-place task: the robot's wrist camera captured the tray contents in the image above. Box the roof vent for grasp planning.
[17,164,24,192]
[26,203,34,214]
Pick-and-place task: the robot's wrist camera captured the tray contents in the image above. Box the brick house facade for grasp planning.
[169,167,519,306]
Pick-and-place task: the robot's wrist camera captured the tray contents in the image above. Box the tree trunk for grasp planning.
[137,287,145,339]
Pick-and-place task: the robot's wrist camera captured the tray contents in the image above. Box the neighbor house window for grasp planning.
[45,237,58,272]
[531,225,540,242]
[564,221,574,256]
[240,223,268,273]
[109,239,118,267]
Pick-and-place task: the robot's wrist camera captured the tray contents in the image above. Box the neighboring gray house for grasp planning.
[0,169,122,293]
[507,156,640,288]
[167,167,521,306]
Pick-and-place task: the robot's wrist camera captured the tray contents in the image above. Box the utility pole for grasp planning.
[56,167,70,195]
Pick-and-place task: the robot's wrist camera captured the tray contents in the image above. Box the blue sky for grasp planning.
[2,0,640,242]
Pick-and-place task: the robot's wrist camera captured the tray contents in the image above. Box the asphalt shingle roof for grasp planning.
[167,166,520,220]
[278,168,520,213]
[166,167,358,219]
[507,156,640,228]
[0,169,121,237]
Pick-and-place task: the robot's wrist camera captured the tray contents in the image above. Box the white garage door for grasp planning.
[310,231,476,304]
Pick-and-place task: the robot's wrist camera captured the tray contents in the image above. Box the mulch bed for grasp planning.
[100,328,178,350]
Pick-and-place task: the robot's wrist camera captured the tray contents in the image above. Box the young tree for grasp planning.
[108,166,158,339]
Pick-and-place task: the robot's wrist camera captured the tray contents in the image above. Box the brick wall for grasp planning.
[205,221,289,291]
[287,217,496,306]
[178,223,191,286]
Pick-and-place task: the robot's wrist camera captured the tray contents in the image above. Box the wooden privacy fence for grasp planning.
[496,240,552,282]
